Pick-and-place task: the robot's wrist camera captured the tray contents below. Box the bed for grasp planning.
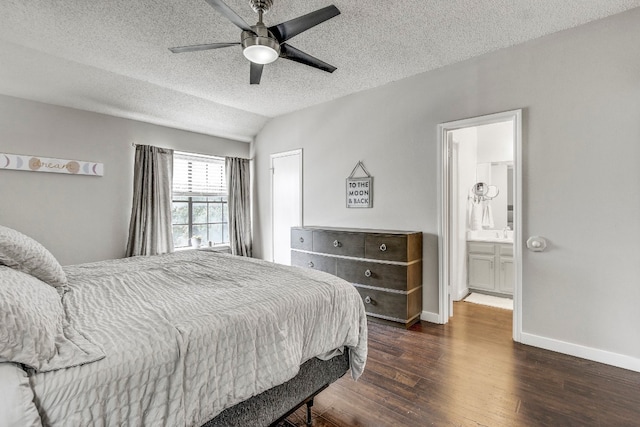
[0,225,368,426]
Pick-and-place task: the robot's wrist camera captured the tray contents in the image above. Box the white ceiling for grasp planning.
[1,1,639,142]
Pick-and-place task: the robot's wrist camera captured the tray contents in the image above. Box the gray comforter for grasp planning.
[27,251,368,426]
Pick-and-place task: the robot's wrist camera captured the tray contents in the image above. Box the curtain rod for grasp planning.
[130,142,251,160]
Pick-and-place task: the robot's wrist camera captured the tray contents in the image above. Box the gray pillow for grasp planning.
[0,225,67,290]
[0,266,66,370]
[0,266,105,372]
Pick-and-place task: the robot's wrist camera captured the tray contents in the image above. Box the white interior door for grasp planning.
[271,149,302,265]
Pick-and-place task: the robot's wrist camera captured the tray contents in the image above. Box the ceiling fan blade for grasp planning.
[279,43,336,73]
[169,42,239,53]
[204,0,253,32]
[269,5,340,43]
[250,62,264,85]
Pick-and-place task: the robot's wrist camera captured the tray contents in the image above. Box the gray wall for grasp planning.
[0,95,249,265]
[252,9,640,361]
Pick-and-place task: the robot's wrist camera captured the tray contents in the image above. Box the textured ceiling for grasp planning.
[1,0,639,142]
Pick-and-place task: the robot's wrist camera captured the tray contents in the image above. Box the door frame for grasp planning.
[270,149,303,263]
[437,110,523,342]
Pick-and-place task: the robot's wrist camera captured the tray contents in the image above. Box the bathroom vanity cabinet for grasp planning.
[467,242,514,296]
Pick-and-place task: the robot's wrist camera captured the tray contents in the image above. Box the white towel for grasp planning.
[482,203,494,229]
[469,201,483,231]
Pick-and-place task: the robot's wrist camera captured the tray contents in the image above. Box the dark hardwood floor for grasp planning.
[286,301,640,426]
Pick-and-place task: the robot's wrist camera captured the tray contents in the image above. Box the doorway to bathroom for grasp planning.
[438,110,523,342]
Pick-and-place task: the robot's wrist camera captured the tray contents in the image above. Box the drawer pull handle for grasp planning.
[364,296,372,304]
[308,262,314,268]
[333,240,341,248]
[379,243,387,252]
[299,237,304,243]
[364,269,372,278]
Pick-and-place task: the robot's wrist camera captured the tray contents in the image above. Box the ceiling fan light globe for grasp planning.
[241,32,280,64]
[243,45,279,64]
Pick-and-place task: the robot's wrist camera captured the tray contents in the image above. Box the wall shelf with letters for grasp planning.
[0,153,103,176]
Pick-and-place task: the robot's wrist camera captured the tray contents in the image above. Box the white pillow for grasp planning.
[0,266,65,370]
[0,363,43,427]
[0,225,67,290]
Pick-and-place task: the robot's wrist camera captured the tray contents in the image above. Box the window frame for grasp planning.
[172,152,229,249]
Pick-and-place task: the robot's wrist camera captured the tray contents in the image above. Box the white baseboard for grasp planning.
[417,317,640,372]
[521,332,640,373]
[420,311,443,324]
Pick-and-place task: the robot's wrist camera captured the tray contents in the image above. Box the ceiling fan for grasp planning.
[169,0,341,85]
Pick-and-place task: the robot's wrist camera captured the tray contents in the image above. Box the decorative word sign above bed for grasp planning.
[0,153,104,176]
[346,161,373,208]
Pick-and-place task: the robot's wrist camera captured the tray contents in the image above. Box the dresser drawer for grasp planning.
[291,228,313,251]
[337,259,421,291]
[365,234,406,262]
[355,287,410,321]
[312,230,365,257]
[291,251,336,275]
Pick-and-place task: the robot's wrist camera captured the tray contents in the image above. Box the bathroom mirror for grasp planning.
[485,185,499,199]
[476,162,512,230]
[473,182,488,196]
[472,182,499,198]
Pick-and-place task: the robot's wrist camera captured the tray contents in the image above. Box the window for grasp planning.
[172,152,228,248]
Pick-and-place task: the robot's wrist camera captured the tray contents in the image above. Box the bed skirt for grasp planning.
[203,352,350,427]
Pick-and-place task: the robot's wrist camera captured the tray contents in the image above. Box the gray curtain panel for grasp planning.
[226,157,252,257]
[126,145,174,257]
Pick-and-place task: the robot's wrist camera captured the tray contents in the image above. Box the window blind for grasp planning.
[173,152,226,196]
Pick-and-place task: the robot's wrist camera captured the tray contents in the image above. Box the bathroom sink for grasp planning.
[467,229,513,243]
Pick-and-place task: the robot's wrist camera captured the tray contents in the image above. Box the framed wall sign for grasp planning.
[346,161,373,208]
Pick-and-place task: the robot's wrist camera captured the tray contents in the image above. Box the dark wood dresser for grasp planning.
[291,226,423,328]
